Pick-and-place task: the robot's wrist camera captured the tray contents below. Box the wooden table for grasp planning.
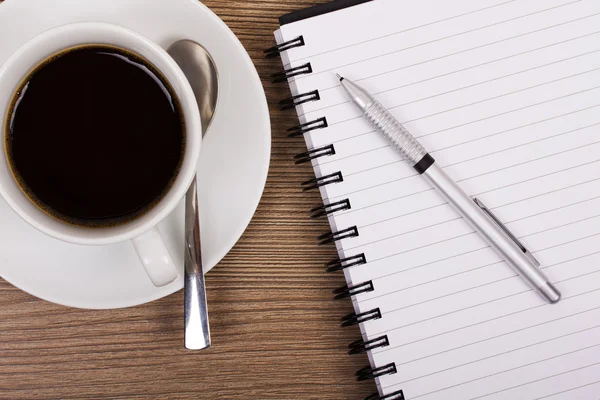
[0,1,376,398]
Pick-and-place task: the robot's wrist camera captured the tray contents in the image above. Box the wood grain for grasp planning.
[0,1,377,398]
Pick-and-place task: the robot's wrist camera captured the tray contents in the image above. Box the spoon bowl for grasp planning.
[169,40,218,137]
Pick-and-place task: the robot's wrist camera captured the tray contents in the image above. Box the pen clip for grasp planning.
[473,198,540,267]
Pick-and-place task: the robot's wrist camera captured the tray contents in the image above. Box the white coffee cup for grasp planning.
[0,23,202,287]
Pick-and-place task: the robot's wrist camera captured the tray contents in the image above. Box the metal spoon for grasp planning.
[167,40,218,350]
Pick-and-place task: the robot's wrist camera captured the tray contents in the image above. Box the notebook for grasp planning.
[268,0,600,399]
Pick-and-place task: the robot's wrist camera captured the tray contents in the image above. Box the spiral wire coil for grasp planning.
[268,40,400,396]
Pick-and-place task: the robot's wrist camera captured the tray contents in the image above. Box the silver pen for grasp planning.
[336,74,561,304]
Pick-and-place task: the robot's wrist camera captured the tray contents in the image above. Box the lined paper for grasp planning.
[276,0,600,398]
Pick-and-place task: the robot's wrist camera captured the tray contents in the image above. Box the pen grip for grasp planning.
[363,99,427,165]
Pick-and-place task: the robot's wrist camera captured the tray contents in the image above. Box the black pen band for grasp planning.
[413,153,435,174]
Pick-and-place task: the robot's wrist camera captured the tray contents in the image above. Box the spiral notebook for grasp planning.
[268,0,600,399]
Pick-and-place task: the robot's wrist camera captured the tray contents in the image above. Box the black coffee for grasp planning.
[4,45,185,227]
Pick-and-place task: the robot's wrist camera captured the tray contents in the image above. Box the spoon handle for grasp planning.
[184,176,211,350]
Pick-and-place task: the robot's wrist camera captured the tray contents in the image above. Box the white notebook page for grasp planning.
[276,0,600,398]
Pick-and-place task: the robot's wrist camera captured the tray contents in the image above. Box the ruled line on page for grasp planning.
[391,328,600,388]
[474,160,600,197]
[294,0,584,83]
[359,191,600,231]
[376,289,598,396]
[376,272,600,354]
[323,99,600,154]
[319,97,600,170]
[364,267,600,326]
[441,127,597,168]
[533,380,600,400]
[343,175,600,248]
[377,315,600,394]
[315,31,600,95]
[332,159,600,286]
[360,85,599,140]
[322,114,600,204]
[345,192,600,249]
[366,227,600,274]
[297,13,600,119]
[320,127,600,199]
[370,245,493,282]
[346,203,600,316]
[326,153,600,207]
[386,309,600,368]
[366,273,600,384]
[363,248,600,313]
[370,272,600,336]
[372,285,600,346]
[374,286,600,339]
[406,356,600,398]
[338,132,595,185]
[347,208,600,256]
[315,83,600,161]
[365,252,586,309]
[319,107,600,169]
[481,176,600,209]
[382,309,600,377]
[304,35,600,116]
[469,362,600,400]
[443,129,598,167]
[290,0,517,63]
[360,234,600,310]
[356,216,600,295]
[337,141,600,229]
[325,153,600,204]
[347,74,600,128]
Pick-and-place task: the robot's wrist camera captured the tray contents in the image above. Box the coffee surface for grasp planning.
[5,45,185,227]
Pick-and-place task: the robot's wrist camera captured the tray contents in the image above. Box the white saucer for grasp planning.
[0,0,271,309]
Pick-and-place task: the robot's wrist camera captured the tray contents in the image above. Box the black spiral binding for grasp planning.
[356,363,397,382]
[301,172,343,191]
[348,335,390,354]
[311,199,351,218]
[340,307,381,327]
[318,226,359,245]
[266,35,398,392]
[271,62,313,83]
[327,253,366,272]
[365,390,406,400]
[279,90,320,110]
[333,280,374,300]
[287,117,328,137]
[264,36,305,58]
[294,144,336,164]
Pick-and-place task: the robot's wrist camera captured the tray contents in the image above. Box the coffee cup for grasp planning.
[0,23,202,287]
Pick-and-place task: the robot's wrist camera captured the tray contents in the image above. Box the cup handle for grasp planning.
[132,227,179,287]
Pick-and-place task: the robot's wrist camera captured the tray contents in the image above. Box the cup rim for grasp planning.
[0,22,202,246]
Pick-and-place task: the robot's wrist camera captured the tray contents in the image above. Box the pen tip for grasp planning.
[335,73,344,81]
